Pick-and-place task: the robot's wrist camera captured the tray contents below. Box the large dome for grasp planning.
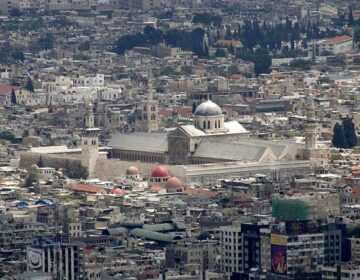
[194,100,222,116]
[165,177,183,190]
[126,166,140,176]
[150,165,170,178]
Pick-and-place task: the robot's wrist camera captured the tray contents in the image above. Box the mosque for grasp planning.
[19,74,328,184]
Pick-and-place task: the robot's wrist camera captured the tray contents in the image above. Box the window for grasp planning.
[208,120,210,129]
[203,120,206,128]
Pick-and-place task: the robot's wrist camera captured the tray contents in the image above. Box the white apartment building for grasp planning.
[350,238,360,264]
[308,35,353,58]
[321,265,360,280]
[220,226,243,274]
[286,233,325,276]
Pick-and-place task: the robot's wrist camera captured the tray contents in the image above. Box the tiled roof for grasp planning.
[0,85,15,96]
[328,35,353,44]
[72,184,101,193]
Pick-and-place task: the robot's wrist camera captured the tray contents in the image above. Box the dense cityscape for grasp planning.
[2,0,360,279]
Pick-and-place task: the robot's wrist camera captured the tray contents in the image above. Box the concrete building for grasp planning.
[166,240,219,270]
[321,265,360,280]
[27,235,84,280]
[220,223,268,276]
[308,35,353,58]
[118,0,160,10]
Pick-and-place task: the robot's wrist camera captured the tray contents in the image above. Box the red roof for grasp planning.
[111,188,125,196]
[0,85,15,96]
[150,165,170,178]
[328,35,353,44]
[72,184,101,193]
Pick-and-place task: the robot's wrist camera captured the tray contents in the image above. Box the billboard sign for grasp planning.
[28,248,43,270]
[285,220,320,235]
[271,244,287,275]
[271,234,287,275]
[271,234,287,246]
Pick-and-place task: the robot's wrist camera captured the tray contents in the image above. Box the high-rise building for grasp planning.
[220,223,268,277]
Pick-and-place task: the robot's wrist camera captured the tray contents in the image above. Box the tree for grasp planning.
[9,8,22,17]
[316,76,331,84]
[11,50,24,61]
[192,102,197,113]
[78,41,90,51]
[64,160,89,179]
[215,48,226,57]
[37,33,54,50]
[11,88,17,105]
[253,48,272,76]
[349,6,354,25]
[25,78,35,92]
[354,28,360,47]
[37,156,44,168]
[289,59,312,70]
[332,123,347,148]
[24,166,39,187]
[343,117,357,148]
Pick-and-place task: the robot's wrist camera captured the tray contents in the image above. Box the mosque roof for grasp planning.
[151,165,170,178]
[108,132,168,153]
[194,100,222,116]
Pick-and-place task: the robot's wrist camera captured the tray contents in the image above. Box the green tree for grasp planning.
[317,76,331,84]
[349,6,354,25]
[37,33,54,50]
[332,122,347,148]
[24,166,39,187]
[215,48,227,57]
[9,8,22,17]
[11,88,17,105]
[343,117,357,148]
[64,160,88,179]
[78,41,90,51]
[11,50,24,61]
[192,102,197,113]
[253,48,272,76]
[289,59,312,70]
[354,28,360,47]
[37,156,44,168]
[25,78,35,92]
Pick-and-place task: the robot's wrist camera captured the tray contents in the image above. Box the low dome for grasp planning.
[194,100,222,116]
[165,177,183,190]
[151,165,170,178]
[126,166,140,176]
[111,188,125,196]
[30,164,38,169]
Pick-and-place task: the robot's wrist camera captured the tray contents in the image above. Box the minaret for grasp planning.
[305,94,317,157]
[135,69,159,132]
[81,100,100,178]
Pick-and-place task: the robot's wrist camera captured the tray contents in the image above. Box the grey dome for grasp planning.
[194,100,222,116]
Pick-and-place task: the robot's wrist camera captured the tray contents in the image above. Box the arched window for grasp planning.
[151,105,156,111]
[215,120,217,128]
[151,114,156,120]
[218,120,221,128]
[143,106,147,111]
[208,120,211,129]
[144,114,147,120]
[203,120,206,128]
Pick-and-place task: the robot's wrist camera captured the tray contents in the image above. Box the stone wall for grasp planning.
[19,152,80,169]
